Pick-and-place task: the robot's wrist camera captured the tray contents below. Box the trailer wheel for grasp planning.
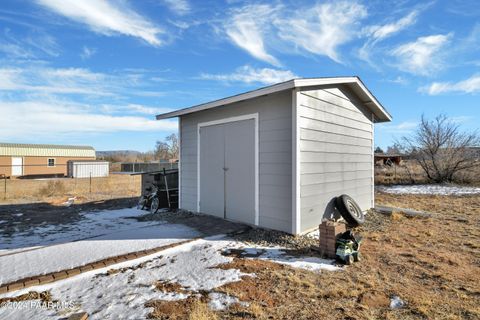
[150,197,160,214]
[335,194,365,227]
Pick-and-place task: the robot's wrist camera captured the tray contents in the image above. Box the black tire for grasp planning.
[137,196,146,210]
[150,197,160,214]
[353,252,362,262]
[335,194,365,227]
[345,254,354,265]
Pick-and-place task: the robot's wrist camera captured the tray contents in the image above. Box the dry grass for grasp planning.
[375,160,480,185]
[0,174,141,204]
[189,300,218,320]
[147,192,480,319]
[0,291,52,305]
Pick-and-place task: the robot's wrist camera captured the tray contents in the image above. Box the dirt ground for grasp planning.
[147,192,480,320]
[0,197,138,238]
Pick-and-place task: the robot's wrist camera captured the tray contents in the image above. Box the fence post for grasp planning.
[89,172,92,194]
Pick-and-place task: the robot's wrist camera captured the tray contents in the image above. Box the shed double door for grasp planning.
[199,119,255,225]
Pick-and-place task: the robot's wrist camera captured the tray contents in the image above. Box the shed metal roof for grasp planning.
[156,77,392,122]
[0,143,96,157]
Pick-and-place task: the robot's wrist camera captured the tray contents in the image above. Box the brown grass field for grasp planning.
[375,160,480,185]
[0,174,141,204]
[147,192,480,320]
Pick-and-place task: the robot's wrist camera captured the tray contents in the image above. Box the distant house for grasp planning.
[0,143,96,178]
[374,153,403,166]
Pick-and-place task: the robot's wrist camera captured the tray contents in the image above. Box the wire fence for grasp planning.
[0,162,163,203]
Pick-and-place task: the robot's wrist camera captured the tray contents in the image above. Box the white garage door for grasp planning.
[199,117,256,225]
[11,157,23,176]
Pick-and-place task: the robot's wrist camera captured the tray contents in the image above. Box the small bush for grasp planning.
[37,180,66,198]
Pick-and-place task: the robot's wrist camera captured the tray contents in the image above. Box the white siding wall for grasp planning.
[180,91,293,232]
[298,85,374,232]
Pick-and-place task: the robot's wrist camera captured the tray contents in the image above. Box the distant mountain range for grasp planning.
[96,150,143,157]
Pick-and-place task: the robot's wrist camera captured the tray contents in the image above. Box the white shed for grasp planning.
[156,77,392,234]
[67,160,109,178]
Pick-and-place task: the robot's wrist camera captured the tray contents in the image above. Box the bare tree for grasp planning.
[155,133,179,160]
[400,114,479,183]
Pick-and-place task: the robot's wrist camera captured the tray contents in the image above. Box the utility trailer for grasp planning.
[134,168,179,209]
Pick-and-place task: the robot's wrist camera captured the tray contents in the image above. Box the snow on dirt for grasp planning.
[0,207,168,252]
[376,184,480,195]
[225,247,340,272]
[0,237,248,320]
[0,207,201,285]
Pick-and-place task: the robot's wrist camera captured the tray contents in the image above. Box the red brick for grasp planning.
[52,271,68,280]
[80,265,94,272]
[23,279,40,287]
[38,275,55,284]
[92,262,107,269]
[66,268,81,276]
[7,282,24,291]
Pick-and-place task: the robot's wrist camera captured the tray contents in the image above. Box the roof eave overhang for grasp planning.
[156,77,392,122]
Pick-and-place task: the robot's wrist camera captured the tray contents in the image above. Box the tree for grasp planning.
[374,146,384,154]
[155,133,179,160]
[399,114,480,183]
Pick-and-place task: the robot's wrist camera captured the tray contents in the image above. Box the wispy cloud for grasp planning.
[391,33,452,75]
[35,0,165,46]
[0,28,60,59]
[162,0,190,15]
[377,121,418,133]
[359,10,418,66]
[223,1,367,65]
[364,11,418,42]
[420,74,480,95]
[80,46,96,60]
[200,65,296,85]
[0,100,177,140]
[100,104,172,115]
[0,67,111,96]
[224,4,280,66]
[275,1,367,63]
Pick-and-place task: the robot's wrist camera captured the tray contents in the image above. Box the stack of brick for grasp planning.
[319,220,346,258]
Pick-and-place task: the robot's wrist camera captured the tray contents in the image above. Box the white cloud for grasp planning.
[80,46,96,59]
[0,67,111,96]
[385,76,409,85]
[162,0,190,15]
[101,104,172,115]
[378,121,418,133]
[223,1,367,65]
[200,65,296,85]
[420,75,480,95]
[224,4,280,66]
[359,10,418,66]
[364,11,418,41]
[391,33,452,75]
[275,1,367,63]
[36,0,164,46]
[0,100,177,140]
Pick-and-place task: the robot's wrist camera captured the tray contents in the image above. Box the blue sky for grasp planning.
[0,0,479,152]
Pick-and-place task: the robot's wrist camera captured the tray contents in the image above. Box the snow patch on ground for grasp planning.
[0,208,169,252]
[225,246,340,272]
[377,184,480,195]
[208,292,248,311]
[0,238,248,320]
[0,222,200,285]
